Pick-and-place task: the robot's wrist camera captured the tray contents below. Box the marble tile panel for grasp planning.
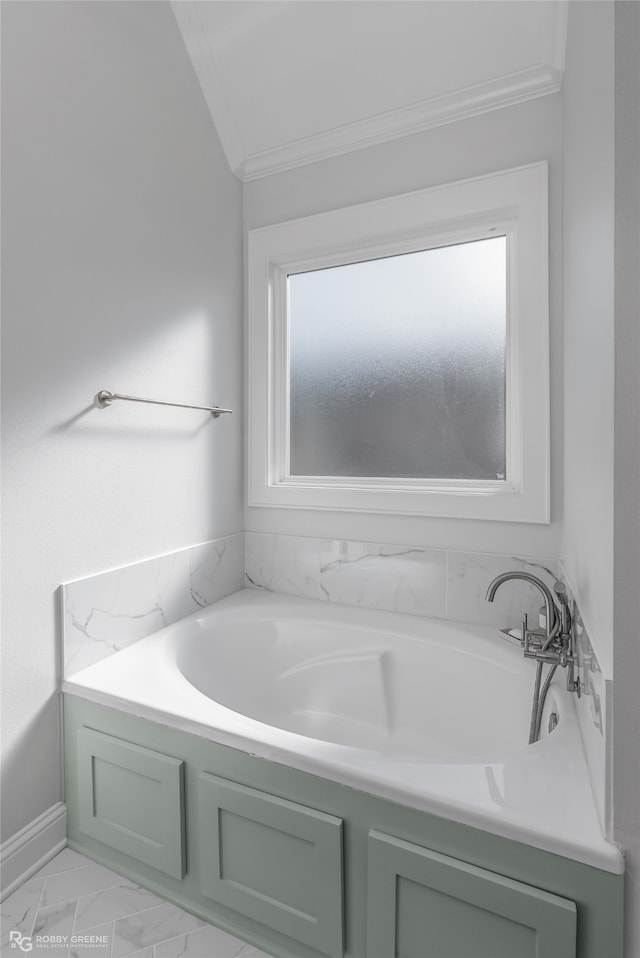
[68,921,113,958]
[74,882,166,932]
[31,898,77,950]
[446,552,559,629]
[189,534,244,612]
[319,540,446,618]
[245,532,323,600]
[63,552,191,677]
[34,848,92,880]
[38,861,127,909]
[111,903,206,957]
[0,878,44,949]
[5,851,267,958]
[155,923,258,958]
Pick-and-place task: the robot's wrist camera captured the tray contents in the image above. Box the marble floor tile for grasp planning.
[31,899,77,951]
[33,848,90,880]
[38,861,128,908]
[74,882,165,932]
[68,921,112,958]
[0,878,44,949]
[110,902,206,957]
[155,923,254,958]
[1,849,272,958]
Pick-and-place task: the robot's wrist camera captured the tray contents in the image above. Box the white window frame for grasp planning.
[247,162,549,523]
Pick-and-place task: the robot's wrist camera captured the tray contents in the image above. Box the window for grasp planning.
[248,163,549,522]
[288,236,507,481]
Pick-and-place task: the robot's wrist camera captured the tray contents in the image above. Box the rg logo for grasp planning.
[9,932,33,952]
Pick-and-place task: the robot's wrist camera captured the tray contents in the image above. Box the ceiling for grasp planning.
[171,1,567,182]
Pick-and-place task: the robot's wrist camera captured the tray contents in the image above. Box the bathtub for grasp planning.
[63,589,622,873]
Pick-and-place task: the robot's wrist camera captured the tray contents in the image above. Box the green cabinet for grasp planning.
[76,726,186,880]
[199,773,344,957]
[367,830,576,958]
[64,697,623,958]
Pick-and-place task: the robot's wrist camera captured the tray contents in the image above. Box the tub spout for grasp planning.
[485,571,559,649]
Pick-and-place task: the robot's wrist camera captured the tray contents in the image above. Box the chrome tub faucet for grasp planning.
[486,571,580,744]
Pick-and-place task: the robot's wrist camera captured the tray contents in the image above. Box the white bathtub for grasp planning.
[63,589,623,873]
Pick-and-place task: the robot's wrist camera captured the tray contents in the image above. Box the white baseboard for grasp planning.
[0,803,67,900]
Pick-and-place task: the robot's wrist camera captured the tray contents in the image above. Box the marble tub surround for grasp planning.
[319,540,447,617]
[445,551,559,628]
[189,536,244,611]
[0,847,268,957]
[63,535,244,678]
[64,533,559,679]
[244,533,447,617]
[245,532,558,630]
[244,532,325,600]
[63,553,189,679]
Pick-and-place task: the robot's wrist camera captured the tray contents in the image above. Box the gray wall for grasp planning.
[244,95,563,559]
[0,1,243,841]
[613,3,640,955]
[562,0,615,676]
[562,2,639,953]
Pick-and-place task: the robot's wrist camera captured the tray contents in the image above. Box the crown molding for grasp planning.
[172,1,566,183]
[238,65,562,182]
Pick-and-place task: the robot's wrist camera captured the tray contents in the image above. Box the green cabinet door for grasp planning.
[367,830,576,958]
[76,727,186,879]
[199,772,344,958]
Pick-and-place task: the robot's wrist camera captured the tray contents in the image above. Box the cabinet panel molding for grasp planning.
[366,829,576,958]
[77,727,186,879]
[199,772,344,957]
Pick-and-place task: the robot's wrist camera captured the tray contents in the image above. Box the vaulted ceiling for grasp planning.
[171,1,567,181]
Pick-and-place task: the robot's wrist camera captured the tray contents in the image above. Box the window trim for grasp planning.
[247,162,549,523]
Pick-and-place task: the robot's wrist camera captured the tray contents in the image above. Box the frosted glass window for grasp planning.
[288,236,507,481]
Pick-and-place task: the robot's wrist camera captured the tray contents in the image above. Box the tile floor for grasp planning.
[0,849,272,958]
